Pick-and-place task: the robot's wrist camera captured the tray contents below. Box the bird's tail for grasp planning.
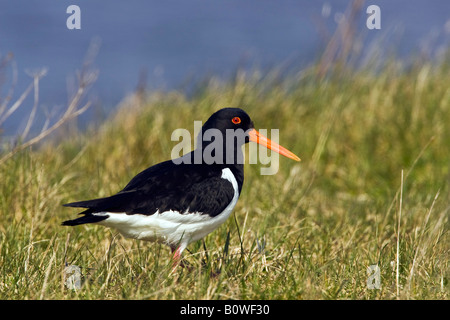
[62,196,118,226]
[62,212,108,226]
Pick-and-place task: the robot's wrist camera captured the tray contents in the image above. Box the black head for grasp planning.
[193,107,300,166]
[193,108,254,166]
[201,108,254,136]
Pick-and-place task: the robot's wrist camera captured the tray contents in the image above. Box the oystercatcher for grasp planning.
[62,108,300,267]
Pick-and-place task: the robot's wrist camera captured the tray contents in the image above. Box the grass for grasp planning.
[0,58,449,300]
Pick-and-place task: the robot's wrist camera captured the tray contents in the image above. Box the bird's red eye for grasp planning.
[232,117,241,124]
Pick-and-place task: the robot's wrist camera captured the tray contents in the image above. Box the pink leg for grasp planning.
[170,245,187,270]
[171,246,182,268]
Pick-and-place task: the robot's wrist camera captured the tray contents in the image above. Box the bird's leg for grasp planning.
[171,246,182,269]
[170,245,189,271]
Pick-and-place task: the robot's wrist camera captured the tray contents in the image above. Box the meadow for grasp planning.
[0,55,448,299]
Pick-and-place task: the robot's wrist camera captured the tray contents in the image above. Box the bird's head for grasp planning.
[199,108,300,162]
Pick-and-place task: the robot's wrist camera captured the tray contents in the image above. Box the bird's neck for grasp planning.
[192,142,244,166]
[180,144,244,194]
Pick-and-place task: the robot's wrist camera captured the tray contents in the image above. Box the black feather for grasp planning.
[62,108,251,226]
[63,154,243,221]
[61,212,108,226]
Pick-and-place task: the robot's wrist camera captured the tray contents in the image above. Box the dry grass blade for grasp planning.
[396,170,404,299]
[22,68,48,140]
[0,45,99,166]
[407,190,440,296]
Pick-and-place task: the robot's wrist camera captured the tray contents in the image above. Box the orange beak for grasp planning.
[248,129,301,162]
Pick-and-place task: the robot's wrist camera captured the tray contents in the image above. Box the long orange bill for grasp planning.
[248,129,301,162]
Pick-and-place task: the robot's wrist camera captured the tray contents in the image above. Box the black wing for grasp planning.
[63,156,237,222]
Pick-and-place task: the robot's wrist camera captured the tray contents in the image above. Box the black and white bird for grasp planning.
[62,108,300,267]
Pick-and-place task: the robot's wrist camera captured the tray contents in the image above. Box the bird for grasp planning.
[62,108,300,268]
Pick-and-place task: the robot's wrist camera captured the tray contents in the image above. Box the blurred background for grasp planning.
[1,0,449,135]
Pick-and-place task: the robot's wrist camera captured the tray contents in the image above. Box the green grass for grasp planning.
[0,60,449,299]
